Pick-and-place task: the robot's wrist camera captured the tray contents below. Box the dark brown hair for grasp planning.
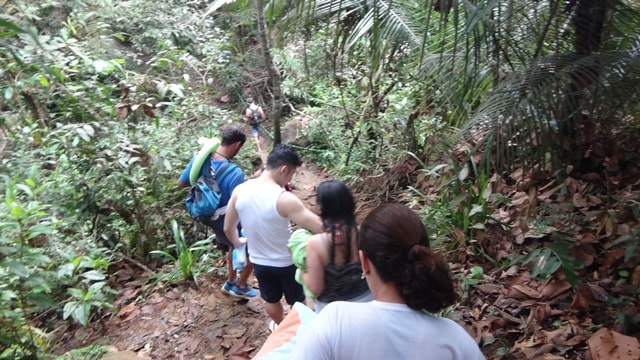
[266,144,303,169]
[316,180,358,261]
[221,126,246,146]
[359,203,459,312]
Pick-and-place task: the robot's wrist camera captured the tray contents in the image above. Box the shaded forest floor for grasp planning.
[49,93,640,360]
[50,148,640,360]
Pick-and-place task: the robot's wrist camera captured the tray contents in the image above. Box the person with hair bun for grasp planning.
[290,203,484,359]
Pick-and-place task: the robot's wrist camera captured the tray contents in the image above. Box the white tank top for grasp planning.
[234,180,293,267]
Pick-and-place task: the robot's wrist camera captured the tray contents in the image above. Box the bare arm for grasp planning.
[223,191,244,248]
[277,191,323,234]
[258,106,266,119]
[177,179,189,188]
[301,234,327,297]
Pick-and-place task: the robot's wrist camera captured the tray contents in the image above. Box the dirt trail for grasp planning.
[54,134,333,359]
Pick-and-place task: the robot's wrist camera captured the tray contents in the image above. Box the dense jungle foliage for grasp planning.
[1,0,639,358]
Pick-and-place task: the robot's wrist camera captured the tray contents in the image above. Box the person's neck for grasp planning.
[259,168,281,185]
[367,270,405,304]
[213,149,230,160]
[372,283,405,304]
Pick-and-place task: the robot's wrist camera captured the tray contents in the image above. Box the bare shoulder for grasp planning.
[307,233,325,249]
[277,190,303,213]
[307,233,330,263]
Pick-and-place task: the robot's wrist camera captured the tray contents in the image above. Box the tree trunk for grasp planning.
[256,0,283,146]
[558,0,608,167]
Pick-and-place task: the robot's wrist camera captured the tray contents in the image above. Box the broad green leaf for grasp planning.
[57,263,75,278]
[5,260,28,277]
[458,165,470,181]
[469,204,484,217]
[82,124,95,137]
[74,302,91,326]
[68,288,86,298]
[24,253,51,263]
[26,292,56,308]
[36,75,49,86]
[15,184,33,197]
[4,87,13,100]
[81,270,106,281]
[76,127,91,142]
[1,289,17,301]
[63,301,77,320]
[169,84,184,98]
[203,0,237,19]
[93,59,112,74]
[88,281,106,293]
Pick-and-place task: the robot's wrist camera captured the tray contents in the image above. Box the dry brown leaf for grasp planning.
[570,285,596,312]
[601,248,626,270]
[228,340,255,360]
[573,193,588,208]
[540,279,572,299]
[474,284,504,295]
[528,303,552,326]
[631,265,640,289]
[580,172,603,182]
[512,191,530,206]
[586,194,602,206]
[223,326,247,339]
[577,232,599,245]
[537,355,566,360]
[511,284,542,299]
[616,223,631,235]
[513,226,526,244]
[164,288,181,300]
[117,302,138,318]
[246,298,263,314]
[586,283,608,302]
[587,327,640,360]
[572,244,596,267]
[520,342,555,359]
[120,307,141,323]
[565,177,579,194]
[142,104,156,118]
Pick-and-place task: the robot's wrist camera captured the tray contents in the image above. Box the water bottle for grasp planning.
[232,229,247,271]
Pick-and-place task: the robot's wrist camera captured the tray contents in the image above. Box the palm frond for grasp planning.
[460,41,640,173]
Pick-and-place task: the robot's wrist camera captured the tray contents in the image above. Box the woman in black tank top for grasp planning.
[301,180,372,312]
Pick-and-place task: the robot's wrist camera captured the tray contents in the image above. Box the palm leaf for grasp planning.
[460,44,640,172]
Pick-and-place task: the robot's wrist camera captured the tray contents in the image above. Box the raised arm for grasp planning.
[276,191,323,234]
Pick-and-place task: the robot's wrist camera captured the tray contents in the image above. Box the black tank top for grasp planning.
[317,227,369,303]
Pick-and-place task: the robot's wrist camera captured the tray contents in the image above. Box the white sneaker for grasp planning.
[268,320,278,333]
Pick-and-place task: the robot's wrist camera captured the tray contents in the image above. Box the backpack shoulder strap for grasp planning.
[215,162,237,181]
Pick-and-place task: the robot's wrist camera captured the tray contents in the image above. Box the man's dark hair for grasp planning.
[266,144,302,169]
[221,126,247,146]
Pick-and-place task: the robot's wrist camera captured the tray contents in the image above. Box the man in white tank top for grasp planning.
[224,144,323,326]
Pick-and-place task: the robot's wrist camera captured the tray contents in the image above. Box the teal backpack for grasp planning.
[185,160,234,221]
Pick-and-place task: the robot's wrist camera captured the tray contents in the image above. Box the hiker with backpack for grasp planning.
[178,126,258,300]
[244,97,265,152]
